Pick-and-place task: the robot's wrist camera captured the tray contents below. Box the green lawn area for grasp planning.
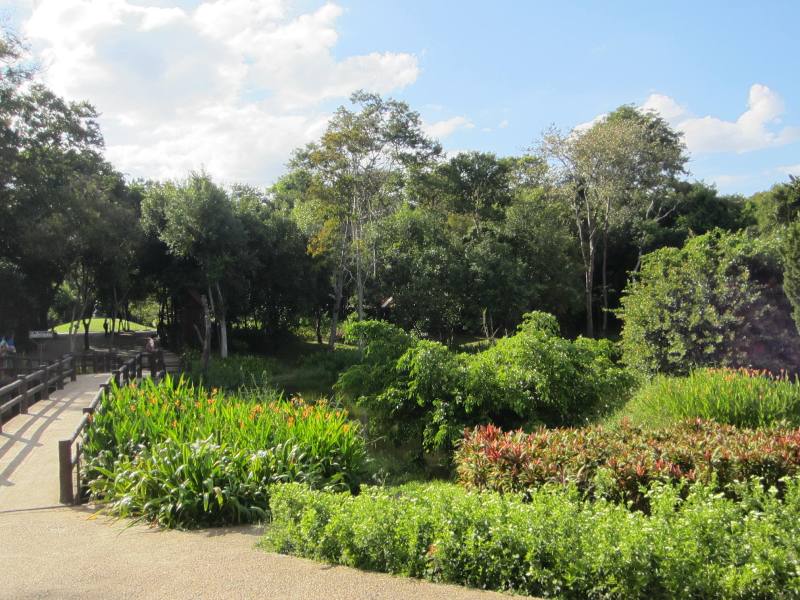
[53,318,153,334]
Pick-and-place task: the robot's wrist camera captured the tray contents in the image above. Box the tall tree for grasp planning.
[145,172,245,359]
[292,91,440,346]
[539,106,686,336]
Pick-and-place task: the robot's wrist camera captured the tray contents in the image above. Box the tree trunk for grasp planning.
[315,309,323,344]
[329,226,348,350]
[111,287,118,349]
[584,238,595,338]
[194,294,211,373]
[329,268,344,350]
[601,222,609,334]
[574,186,596,338]
[82,317,91,351]
[68,304,78,354]
[215,282,228,359]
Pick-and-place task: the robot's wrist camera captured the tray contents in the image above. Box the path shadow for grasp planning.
[0,379,102,486]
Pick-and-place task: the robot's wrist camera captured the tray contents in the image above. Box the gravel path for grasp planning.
[0,374,525,599]
[0,506,518,600]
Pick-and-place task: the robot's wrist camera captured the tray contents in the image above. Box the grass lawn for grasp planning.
[53,318,153,334]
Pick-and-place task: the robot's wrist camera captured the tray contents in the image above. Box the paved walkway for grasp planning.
[0,376,521,600]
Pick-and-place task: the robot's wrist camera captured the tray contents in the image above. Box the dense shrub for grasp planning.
[455,420,800,510]
[618,229,800,376]
[184,353,280,391]
[620,368,800,428]
[83,377,366,528]
[335,313,632,454]
[265,479,800,599]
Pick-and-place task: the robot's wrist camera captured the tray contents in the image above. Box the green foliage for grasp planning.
[335,313,632,455]
[265,479,800,598]
[619,368,800,428]
[184,353,280,391]
[335,317,415,399]
[784,218,800,334]
[456,420,800,510]
[83,377,366,528]
[371,207,467,338]
[464,313,631,426]
[748,176,800,232]
[618,229,795,375]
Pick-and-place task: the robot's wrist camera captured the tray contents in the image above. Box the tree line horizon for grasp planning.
[2,30,799,365]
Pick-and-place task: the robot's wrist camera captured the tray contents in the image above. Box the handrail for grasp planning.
[57,351,166,504]
[0,354,76,433]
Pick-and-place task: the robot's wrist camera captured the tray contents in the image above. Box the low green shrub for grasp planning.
[455,420,800,510]
[619,368,800,428]
[264,479,800,599]
[83,377,366,528]
[184,353,280,391]
[335,312,632,455]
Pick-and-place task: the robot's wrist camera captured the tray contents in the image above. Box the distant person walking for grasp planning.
[103,319,109,337]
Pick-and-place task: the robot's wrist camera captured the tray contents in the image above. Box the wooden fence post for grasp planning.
[58,439,74,504]
[42,365,51,399]
[17,375,28,414]
[56,356,65,390]
[136,353,143,379]
[70,355,77,381]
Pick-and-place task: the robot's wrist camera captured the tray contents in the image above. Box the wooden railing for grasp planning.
[0,354,76,433]
[0,355,49,381]
[58,351,166,504]
[0,351,136,385]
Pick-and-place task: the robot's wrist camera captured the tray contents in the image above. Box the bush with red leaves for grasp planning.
[455,420,800,510]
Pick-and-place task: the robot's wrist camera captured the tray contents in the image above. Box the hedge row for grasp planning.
[455,420,800,509]
[264,480,800,599]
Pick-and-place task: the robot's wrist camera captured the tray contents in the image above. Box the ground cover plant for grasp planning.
[83,376,366,528]
[617,367,800,428]
[264,479,800,599]
[456,420,800,510]
[335,312,632,456]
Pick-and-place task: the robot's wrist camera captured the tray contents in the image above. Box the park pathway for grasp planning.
[0,375,522,600]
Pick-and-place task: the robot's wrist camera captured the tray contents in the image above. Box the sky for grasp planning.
[4,0,799,195]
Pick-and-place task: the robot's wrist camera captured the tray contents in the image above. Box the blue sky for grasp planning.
[7,0,799,194]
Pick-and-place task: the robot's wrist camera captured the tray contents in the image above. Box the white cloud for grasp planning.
[641,93,687,122]
[573,112,607,133]
[642,84,800,154]
[778,164,800,176]
[498,119,509,129]
[21,0,421,184]
[423,115,474,139]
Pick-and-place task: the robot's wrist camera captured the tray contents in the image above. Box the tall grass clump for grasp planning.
[184,353,280,391]
[83,376,366,528]
[265,479,800,598]
[621,368,800,428]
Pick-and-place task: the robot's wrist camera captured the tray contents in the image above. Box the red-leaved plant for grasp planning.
[455,420,800,510]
